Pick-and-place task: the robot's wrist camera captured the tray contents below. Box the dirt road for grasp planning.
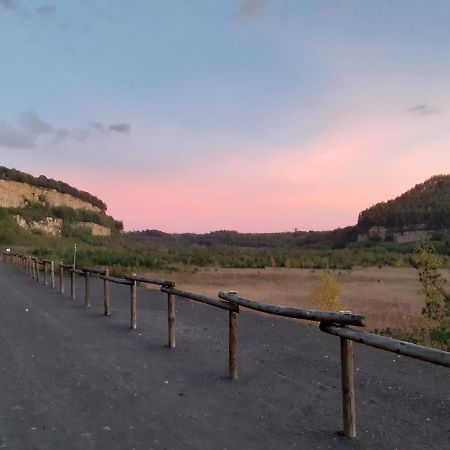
[0,262,448,449]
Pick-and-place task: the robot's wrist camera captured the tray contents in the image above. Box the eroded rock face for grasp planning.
[0,180,100,212]
[15,215,63,236]
[394,230,433,243]
[74,222,111,236]
[358,225,436,243]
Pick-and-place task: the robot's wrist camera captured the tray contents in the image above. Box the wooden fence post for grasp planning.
[103,269,110,316]
[60,265,64,294]
[340,334,357,438]
[229,306,239,380]
[130,280,137,329]
[71,270,75,300]
[50,261,55,289]
[168,292,176,348]
[85,271,91,307]
[36,261,40,283]
[43,261,48,286]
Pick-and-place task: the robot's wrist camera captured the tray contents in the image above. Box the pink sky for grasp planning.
[55,108,450,233]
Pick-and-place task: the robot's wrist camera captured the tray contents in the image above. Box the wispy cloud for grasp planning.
[36,4,56,17]
[20,110,53,134]
[408,104,439,117]
[0,122,36,149]
[0,111,131,150]
[0,0,19,11]
[238,0,271,20]
[0,1,56,18]
[90,122,131,134]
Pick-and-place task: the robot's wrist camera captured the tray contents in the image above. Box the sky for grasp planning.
[0,0,449,232]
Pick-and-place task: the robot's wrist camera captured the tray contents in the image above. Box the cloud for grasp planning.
[0,111,131,150]
[408,104,439,117]
[0,0,19,11]
[238,0,271,20]
[36,4,56,17]
[20,110,53,134]
[109,123,130,133]
[0,122,36,149]
[90,122,131,134]
[0,0,56,18]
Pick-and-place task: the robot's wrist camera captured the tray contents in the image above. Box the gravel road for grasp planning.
[0,261,448,449]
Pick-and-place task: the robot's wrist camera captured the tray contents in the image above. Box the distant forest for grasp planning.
[127,227,358,250]
[357,175,450,232]
[0,166,107,211]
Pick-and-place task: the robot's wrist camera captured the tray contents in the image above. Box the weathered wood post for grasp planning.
[340,332,356,438]
[43,261,48,285]
[50,261,55,289]
[103,268,110,316]
[130,279,137,329]
[85,271,91,308]
[229,305,239,380]
[35,261,40,283]
[168,292,176,348]
[31,259,36,279]
[59,264,64,294]
[70,269,75,300]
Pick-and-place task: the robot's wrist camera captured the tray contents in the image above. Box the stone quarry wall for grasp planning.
[0,180,100,212]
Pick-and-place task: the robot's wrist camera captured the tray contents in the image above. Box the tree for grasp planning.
[409,243,450,349]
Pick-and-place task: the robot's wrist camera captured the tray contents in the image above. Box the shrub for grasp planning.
[311,269,344,311]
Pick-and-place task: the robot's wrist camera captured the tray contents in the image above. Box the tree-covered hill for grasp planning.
[357,175,450,233]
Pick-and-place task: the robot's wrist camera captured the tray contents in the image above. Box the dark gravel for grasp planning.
[0,261,449,449]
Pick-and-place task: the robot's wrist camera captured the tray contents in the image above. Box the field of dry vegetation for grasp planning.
[149,266,450,331]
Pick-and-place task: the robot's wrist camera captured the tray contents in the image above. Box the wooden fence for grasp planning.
[2,250,449,440]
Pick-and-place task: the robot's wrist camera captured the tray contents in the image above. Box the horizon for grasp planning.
[1,1,449,233]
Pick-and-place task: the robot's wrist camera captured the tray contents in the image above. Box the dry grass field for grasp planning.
[149,267,450,331]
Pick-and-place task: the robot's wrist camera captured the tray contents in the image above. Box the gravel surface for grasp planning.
[0,261,449,449]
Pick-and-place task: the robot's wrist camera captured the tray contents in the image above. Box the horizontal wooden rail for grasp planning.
[100,275,133,285]
[320,323,450,368]
[125,274,175,287]
[82,267,107,275]
[219,292,365,327]
[69,268,85,275]
[162,286,238,312]
[60,263,74,269]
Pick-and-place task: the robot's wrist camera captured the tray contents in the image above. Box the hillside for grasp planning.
[0,166,106,210]
[0,167,122,239]
[357,175,450,242]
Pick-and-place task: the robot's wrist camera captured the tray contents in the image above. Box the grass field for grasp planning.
[147,266,450,331]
